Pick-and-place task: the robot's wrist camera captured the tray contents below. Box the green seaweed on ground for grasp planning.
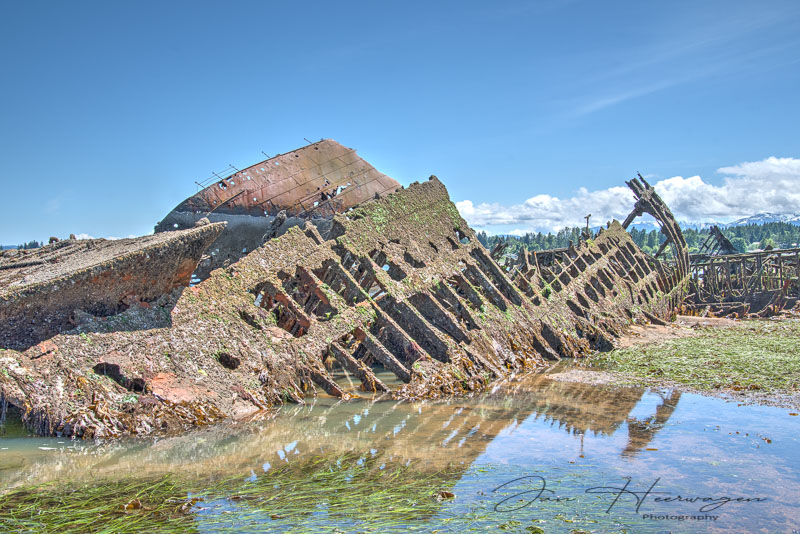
[0,453,669,534]
[0,452,462,534]
[589,319,800,393]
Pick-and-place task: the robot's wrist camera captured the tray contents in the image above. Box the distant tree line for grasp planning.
[476,221,800,256]
[475,227,587,253]
[1,240,43,250]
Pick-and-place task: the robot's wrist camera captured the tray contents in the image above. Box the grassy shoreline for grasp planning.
[586,319,800,408]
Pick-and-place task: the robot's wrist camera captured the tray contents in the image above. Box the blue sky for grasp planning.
[1,0,799,244]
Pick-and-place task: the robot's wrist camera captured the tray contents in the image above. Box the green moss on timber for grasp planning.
[386,191,407,209]
[369,205,389,232]
[445,203,463,228]
[542,282,552,300]
[589,319,800,393]
[355,304,377,323]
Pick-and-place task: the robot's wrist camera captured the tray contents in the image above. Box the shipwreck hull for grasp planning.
[0,176,688,438]
[682,223,800,317]
[155,139,402,280]
[497,174,689,323]
[685,247,800,317]
[0,223,225,350]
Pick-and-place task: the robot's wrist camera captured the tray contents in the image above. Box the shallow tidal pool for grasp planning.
[1,362,798,533]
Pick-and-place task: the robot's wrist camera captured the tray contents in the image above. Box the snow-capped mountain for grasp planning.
[625,214,800,231]
[725,213,800,227]
[623,220,725,232]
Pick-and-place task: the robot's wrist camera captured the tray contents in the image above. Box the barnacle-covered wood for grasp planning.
[0,177,688,438]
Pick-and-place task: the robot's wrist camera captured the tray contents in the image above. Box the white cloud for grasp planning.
[73,233,94,240]
[657,157,800,219]
[457,156,800,234]
[456,185,633,233]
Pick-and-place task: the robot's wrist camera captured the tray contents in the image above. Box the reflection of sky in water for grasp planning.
[448,389,800,533]
[1,365,798,532]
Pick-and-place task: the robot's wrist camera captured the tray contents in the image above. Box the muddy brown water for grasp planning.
[1,361,798,533]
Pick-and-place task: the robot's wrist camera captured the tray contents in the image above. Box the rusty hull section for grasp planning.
[155,139,402,280]
[158,139,399,219]
[0,176,688,438]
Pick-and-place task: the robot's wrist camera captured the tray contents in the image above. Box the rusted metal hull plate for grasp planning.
[154,139,402,281]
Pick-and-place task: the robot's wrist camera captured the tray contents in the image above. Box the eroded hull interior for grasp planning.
[0,223,225,351]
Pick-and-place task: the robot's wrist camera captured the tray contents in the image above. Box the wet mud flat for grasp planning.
[1,363,798,533]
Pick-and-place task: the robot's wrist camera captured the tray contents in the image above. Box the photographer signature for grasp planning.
[492,476,767,514]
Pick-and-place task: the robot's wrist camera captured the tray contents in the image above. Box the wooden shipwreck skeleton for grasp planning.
[0,153,690,438]
[686,247,800,317]
[682,223,800,317]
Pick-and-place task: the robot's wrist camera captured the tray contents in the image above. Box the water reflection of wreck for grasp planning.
[0,372,678,489]
[483,374,679,458]
[622,389,681,457]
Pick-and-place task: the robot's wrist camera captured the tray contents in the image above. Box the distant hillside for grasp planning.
[600,213,800,233]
